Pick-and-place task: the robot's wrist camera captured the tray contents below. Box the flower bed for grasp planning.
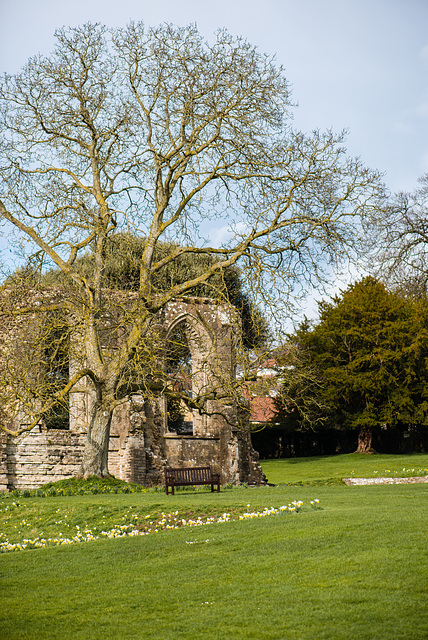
[0,499,321,553]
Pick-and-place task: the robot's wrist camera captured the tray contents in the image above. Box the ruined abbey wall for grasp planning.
[0,295,264,491]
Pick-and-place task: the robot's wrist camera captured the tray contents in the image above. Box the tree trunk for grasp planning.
[355,426,375,454]
[79,402,113,478]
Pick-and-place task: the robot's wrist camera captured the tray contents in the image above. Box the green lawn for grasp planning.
[261,452,428,485]
[1,455,427,640]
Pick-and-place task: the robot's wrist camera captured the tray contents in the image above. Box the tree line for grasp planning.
[266,276,428,457]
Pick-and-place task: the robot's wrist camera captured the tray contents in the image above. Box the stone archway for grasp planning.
[164,312,213,438]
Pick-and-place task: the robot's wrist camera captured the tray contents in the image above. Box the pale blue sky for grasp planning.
[0,0,427,323]
[1,0,427,195]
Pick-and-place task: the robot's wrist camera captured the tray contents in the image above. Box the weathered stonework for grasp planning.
[0,428,85,491]
[0,294,264,490]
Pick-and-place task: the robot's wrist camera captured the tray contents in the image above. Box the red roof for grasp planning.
[249,396,278,423]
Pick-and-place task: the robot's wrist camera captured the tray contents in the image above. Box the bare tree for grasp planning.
[0,23,383,476]
[366,173,428,295]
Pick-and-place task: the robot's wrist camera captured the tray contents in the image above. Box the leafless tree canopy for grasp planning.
[365,174,428,296]
[0,23,384,475]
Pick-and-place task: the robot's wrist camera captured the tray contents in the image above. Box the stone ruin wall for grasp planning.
[0,429,84,492]
[0,294,264,491]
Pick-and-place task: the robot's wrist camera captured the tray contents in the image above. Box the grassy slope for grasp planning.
[1,455,428,640]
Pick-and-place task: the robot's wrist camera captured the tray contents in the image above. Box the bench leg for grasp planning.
[165,483,174,495]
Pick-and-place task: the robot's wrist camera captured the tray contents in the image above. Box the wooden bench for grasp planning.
[164,466,221,495]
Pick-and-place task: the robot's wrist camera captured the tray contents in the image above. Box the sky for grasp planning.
[1,0,427,195]
[0,0,427,321]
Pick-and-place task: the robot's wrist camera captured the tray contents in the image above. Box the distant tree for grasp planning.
[279,277,428,452]
[366,173,428,296]
[0,23,383,476]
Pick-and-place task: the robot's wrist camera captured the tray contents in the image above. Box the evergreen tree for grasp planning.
[280,277,428,452]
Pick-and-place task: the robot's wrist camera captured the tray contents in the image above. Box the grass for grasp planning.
[260,452,428,485]
[1,454,428,640]
[6,474,151,498]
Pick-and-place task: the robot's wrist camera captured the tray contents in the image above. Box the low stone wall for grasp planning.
[1,412,264,490]
[1,409,153,491]
[1,428,85,491]
[0,433,9,491]
[343,476,428,485]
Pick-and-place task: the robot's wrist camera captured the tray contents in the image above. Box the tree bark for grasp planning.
[78,401,113,478]
[355,426,375,454]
